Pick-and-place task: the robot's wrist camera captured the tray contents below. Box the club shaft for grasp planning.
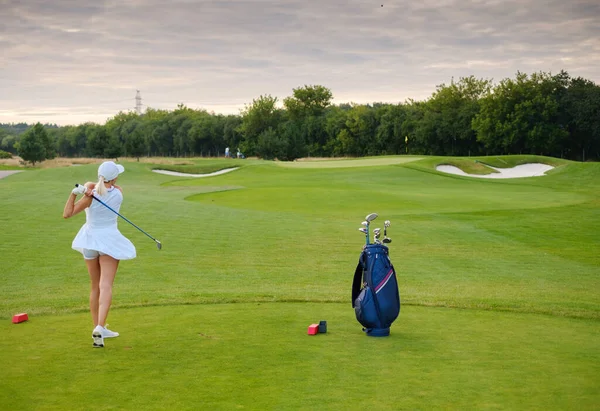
[76,184,158,242]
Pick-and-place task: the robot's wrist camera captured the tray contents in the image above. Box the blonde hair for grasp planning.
[96,175,107,196]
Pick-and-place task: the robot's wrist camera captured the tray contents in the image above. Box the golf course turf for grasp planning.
[1,155,598,409]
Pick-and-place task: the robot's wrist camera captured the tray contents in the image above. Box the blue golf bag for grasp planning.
[352,244,400,337]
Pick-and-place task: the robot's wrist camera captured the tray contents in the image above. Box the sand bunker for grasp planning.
[436,163,554,179]
[152,167,238,177]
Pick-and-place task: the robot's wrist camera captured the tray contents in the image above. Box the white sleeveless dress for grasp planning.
[72,187,137,260]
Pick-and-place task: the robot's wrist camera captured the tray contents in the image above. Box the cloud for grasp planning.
[1,0,599,125]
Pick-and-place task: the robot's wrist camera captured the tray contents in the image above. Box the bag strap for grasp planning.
[351,252,365,307]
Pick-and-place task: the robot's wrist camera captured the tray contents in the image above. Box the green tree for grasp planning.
[560,76,600,160]
[374,104,408,155]
[1,133,18,154]
[124,125,146,161]
[277,120,306,160]
[170,105,196,156]
[143,108,172,156]
[104,132,123,159]
[55,126,74,157]
[255,127,289,160]
[85,125,108,157]
[473,71,568,155]
[17,123,53,165]
[283,85,333,119]
[223,115,243,154]
[238,95,282,157]
[423,76,491,155]
[283,85,332,156]
[323,106,349,156]
[341,105,377,156]
[67,123,93,156]
[105,111,139,158]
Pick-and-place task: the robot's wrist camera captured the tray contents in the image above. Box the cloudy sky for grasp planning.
[2,0,599,126]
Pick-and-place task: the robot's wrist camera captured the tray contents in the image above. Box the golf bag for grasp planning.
[352,244,400,337]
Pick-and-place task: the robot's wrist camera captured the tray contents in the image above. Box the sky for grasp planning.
[2,0,599,126]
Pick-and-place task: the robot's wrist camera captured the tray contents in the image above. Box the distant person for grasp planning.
[225,147,230,158]
[237,149,241,158]
[63,161,136,348]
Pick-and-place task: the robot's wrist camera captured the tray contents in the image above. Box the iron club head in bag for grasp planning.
[363,213,378,245]
[383,220,391,244]
[373,228,381,244]
[365,213,378,223]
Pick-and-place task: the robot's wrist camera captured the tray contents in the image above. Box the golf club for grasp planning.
[365,213,378,223]
[373,228,381,244]
[383,220,392,244]
[358,227,368,245]
[364,213,378,245]
[75,184,162,250]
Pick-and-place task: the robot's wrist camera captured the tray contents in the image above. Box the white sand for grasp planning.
[152,167,238,177]
[0,170,22,179]
[436,163,554,179]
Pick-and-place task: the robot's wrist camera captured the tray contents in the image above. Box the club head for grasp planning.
[383,237,392,244]
[373,228,381,235]
[358,228,368,234]
[156,240,162,250]
[361,221,368,227]
[365,213,378,223]
[384,220,391,228]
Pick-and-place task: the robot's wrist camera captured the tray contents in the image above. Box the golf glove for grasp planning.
[72,185,87,195]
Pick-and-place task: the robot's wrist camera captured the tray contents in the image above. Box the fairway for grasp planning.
[1,155,599,410]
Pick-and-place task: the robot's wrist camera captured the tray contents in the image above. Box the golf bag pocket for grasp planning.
[354,286,380,329]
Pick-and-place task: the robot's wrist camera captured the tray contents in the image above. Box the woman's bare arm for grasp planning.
[63,185,93,219]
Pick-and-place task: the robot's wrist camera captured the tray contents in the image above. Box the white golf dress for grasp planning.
[72,187,136,260]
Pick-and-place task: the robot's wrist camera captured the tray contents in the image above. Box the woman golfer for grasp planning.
[63,161,136,348]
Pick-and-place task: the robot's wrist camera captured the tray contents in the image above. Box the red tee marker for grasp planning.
[12,313,28,324]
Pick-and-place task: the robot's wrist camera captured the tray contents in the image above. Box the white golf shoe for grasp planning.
[102,325,119,338]
[92,325,104,348]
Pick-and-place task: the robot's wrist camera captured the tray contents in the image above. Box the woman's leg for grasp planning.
[85,258,101,326]
[97,255,119,327]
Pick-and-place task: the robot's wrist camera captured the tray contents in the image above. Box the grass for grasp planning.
[1,155,599,409]
[2,305,598,410]
[0,164,22,170]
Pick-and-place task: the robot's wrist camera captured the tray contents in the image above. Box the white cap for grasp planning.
[98,161,125,181]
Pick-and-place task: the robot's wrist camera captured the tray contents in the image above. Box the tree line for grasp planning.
[2,70,599,164]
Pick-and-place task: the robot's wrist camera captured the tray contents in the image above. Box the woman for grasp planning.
[63,161,136,348]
